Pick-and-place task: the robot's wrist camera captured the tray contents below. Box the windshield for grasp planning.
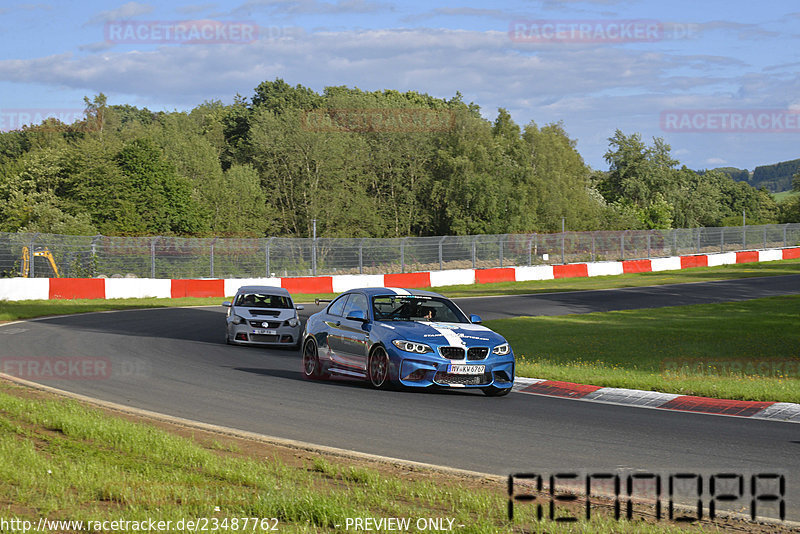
[235,293,292,309]
[372,295,468,323]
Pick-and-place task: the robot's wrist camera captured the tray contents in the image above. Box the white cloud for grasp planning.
[0,25,795,169]
[86,2,154,26]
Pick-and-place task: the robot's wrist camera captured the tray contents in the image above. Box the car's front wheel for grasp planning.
[302,339,327,379]
[368,346,390,389]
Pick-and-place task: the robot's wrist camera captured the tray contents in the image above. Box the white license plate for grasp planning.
[253,329,277,335]
[447,364,485,375]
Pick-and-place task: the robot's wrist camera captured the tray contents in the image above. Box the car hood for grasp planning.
[375,320,507,348]
[234,307,296,320]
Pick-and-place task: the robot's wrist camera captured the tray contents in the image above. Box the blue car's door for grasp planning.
[335,292,371,372]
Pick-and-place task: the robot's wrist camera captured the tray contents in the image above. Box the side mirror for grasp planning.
[222,301,232,307]
[295,304,305,311]
[346,310,368,322]
[470,314,482,324]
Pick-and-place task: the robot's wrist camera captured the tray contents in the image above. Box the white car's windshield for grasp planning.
[372,295,467,323]
[235,293,292,309]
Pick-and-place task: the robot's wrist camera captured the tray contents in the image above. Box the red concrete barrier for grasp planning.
[49,278,105,300]
[280,276,333,294]
[680,255,708,269]
[475,268,516,284]
[553,264,588,279]
[171,279,225,298]
[384,272,431,289]
[735,251,759,263]
[622,259,652,274]
[783,247,800,259]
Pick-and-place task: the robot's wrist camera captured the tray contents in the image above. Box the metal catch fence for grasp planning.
[2,224,799,279]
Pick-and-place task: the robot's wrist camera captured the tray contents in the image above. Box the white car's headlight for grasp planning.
[232,314,247,325]
[492,343,511,356]
[287,317,299,327]
[392,340,433,354]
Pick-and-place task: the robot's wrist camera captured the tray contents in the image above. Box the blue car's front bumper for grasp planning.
[392,349,515,389]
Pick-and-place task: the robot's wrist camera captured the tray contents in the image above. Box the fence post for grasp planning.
[647,233,651,259]
[499,235,505,268]
[210,238,216,278]
[150,237,157,279]
[561,218,566,264]
[672,230,677,256]
[784,224,789,248]
[471,238,476,269]
[401,238,406,273]
[591,232,596,262]
[90,234,101,277]
[528,234,533,266]
[311,220,317,276]
[439,237,445,270]
[742,222,746,249]
[620,232,625,261]
[29,233,39,278]
[265,237,275,277]
[359,239,364,274]
[720,227,724,253]
[763,227,767,250]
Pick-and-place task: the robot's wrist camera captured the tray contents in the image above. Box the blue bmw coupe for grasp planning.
[301,287,515,396]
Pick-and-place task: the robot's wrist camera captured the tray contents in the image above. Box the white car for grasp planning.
[223,286,304,348]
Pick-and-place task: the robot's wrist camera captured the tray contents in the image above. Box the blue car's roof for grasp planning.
[343,287,445,298]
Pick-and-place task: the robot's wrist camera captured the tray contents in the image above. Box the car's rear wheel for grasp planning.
[368,346,390,389]
[482,385,512,397]
[302,339,326,379]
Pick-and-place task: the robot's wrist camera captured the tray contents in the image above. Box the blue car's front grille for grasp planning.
[467,347,489,360]
[439,347,489,360]
[439,346,464,359]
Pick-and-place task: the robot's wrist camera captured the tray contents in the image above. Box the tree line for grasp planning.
[0,79,791,239]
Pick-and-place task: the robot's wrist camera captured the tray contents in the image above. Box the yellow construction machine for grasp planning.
[21,246,60,278]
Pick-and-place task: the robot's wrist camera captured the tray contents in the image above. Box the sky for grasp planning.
[0,0,798,172]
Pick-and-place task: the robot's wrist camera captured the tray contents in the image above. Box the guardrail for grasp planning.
[1,224,799,279]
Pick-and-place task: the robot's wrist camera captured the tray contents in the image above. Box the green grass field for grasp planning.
[773,190,799,203]
[487,295,800,403]
[0,381,723,533]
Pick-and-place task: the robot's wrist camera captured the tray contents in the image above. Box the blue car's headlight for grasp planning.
[392,340,433,354]
[492,342,511,356]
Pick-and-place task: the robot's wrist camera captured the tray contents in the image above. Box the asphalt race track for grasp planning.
[2,275,799,522]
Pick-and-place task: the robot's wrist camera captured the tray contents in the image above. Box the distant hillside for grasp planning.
[751,159,800,192]
[707,158,800,193]
[712,167,750,182]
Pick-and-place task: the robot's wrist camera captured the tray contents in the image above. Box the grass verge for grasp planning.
[0,380,759,533]
[487,295,800,403]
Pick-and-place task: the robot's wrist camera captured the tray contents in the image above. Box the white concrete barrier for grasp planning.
[429,269,475,287]
[0,278,49,301]
[105,278,171,299]
[650,256,682,272]
[587,261,624,277]
[331,274,385,293]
